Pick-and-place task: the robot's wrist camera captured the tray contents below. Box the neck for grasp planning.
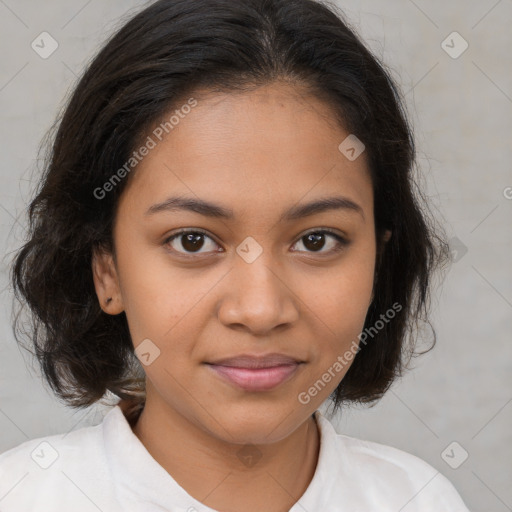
[131,395,320,512]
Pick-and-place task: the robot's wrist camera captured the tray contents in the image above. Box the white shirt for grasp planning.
[0,405,469,511]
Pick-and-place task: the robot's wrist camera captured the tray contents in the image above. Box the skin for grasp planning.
[92,81,388,512]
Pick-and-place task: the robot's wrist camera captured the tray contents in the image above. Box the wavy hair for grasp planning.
[11,0,449,425]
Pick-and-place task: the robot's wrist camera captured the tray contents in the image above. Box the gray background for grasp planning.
[0,1,511,511]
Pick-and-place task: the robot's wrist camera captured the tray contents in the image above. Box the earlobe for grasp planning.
[382,229,392,243]
[91,247,124,314]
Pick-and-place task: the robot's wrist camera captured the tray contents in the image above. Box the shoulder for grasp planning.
[315,412,470,511]
[338,435,470,510]
[0,409,120,512]
[335,430,439,477]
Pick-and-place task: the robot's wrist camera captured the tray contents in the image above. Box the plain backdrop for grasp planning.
[0,1,511,511]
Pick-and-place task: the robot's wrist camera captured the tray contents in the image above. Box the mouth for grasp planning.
[205,353,304,392]
[206,364,302,392]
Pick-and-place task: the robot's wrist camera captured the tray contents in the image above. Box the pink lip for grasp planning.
[207,363,301,391]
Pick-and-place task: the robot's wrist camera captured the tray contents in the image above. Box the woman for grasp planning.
[1,0,469,510]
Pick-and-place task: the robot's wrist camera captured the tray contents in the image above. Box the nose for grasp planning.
[216,250,300,336]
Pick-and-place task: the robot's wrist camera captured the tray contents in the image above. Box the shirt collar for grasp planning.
[103,405,344,511]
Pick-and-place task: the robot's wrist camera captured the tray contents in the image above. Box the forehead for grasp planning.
[119,82,373,223]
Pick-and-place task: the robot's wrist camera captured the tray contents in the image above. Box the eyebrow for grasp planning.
[145,195,365,222]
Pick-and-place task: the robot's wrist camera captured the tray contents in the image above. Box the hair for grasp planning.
[11,0,449,425]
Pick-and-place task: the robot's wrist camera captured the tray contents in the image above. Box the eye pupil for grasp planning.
[304,233,326,251]
[182,233,205,252]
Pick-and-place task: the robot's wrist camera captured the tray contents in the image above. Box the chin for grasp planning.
[204,403,307,446]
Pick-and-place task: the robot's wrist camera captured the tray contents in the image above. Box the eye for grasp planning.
[163,228,348,257]
[164,229,222,256]
[291,229,348,255]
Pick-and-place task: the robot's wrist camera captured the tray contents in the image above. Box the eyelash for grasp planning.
[163,228,349,258]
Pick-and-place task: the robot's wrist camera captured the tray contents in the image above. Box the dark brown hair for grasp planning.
[11,0,449,424]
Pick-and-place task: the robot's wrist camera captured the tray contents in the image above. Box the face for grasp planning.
[93,81,377,445]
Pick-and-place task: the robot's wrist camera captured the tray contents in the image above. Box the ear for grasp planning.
[381,229,392,243]
[92,246,124,315]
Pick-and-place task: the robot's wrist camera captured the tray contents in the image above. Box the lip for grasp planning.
[207,364,301,391]
[207,353,303,368]
[205,353,304,392]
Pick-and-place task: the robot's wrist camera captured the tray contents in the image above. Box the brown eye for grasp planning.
[292,230,348,255]
[163,228,348,258]
[164,230,220,255]
[303,232,327,251]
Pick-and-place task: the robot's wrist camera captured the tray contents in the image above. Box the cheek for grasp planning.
[308,279,371,347]
[294,253,375,406]
[113,231,184,342]
[303,250,375,353]
[116,243,218,365]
